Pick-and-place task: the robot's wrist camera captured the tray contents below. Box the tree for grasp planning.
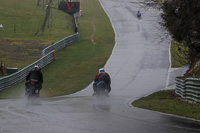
[160,0,200,78]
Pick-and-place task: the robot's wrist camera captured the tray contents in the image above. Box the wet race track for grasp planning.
[1,0,200,133]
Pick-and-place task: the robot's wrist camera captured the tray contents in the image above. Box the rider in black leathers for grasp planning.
[25,65,43,93]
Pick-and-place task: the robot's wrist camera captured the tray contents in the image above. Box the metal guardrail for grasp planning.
[0,51,55,90]
[42,33,80,56]
[0,33,80,91]
[175,76,200,103]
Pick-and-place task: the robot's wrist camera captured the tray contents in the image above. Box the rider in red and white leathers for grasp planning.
[93,68,111,95]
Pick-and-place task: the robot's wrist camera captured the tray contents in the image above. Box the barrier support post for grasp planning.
[54,50,56,61]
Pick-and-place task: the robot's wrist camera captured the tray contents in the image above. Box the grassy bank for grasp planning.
[0,0,115,98]
[132,90,200,120]
[0,0,74,41]
[0,0,74,69]
[171,40,188,68]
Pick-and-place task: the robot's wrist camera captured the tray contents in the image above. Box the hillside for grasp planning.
[0,0,74,69]
[0,0,115,98]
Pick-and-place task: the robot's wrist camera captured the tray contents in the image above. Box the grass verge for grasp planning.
[0,0,115,98]
[0,0,74,70]
[0,0,74,41]
[171,40,188,68]
[132,90,200,120]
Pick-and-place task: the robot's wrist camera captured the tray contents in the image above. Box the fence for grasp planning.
[0,33,80,91]
[175,76,200,103]
[42,33,80,56]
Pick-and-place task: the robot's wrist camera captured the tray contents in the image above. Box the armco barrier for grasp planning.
[42,33,80,56]
[0,51,54,90]
[0,33,80,91]
[175,76,200,103]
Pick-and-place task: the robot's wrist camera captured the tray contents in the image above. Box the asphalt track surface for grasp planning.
[1,0,200,133]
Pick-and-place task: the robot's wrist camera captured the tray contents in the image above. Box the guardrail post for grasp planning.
[54,50,56,61]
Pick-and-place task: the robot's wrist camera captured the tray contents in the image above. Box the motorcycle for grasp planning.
[25,79,40,101]
[94,81,109,98]
[137,11,141,19]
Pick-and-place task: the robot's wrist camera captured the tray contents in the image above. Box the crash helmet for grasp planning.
[34,65,41,71]
[99,68,105,72]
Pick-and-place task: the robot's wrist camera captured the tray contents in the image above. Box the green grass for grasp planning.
[0,0,115,98]
[0,0,74,41]
[171,40,188,68]
[0,40,49,70]
[132,90,200,120]
[0,0,75,70]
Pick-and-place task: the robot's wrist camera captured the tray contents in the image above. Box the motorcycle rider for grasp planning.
[25,65,43,94]
[93,68,111,95]
[137,11,141,17]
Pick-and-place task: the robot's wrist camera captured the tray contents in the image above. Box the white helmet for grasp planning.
[99,68,105,72]
[34,65,41,71]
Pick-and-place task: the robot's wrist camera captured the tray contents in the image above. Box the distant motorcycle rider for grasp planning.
[137,11,141,18]
[25,65,43,93]
[93,68,111,95]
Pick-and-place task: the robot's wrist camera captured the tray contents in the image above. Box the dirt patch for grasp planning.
[0,39,51,68]
[90,17,96,45]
